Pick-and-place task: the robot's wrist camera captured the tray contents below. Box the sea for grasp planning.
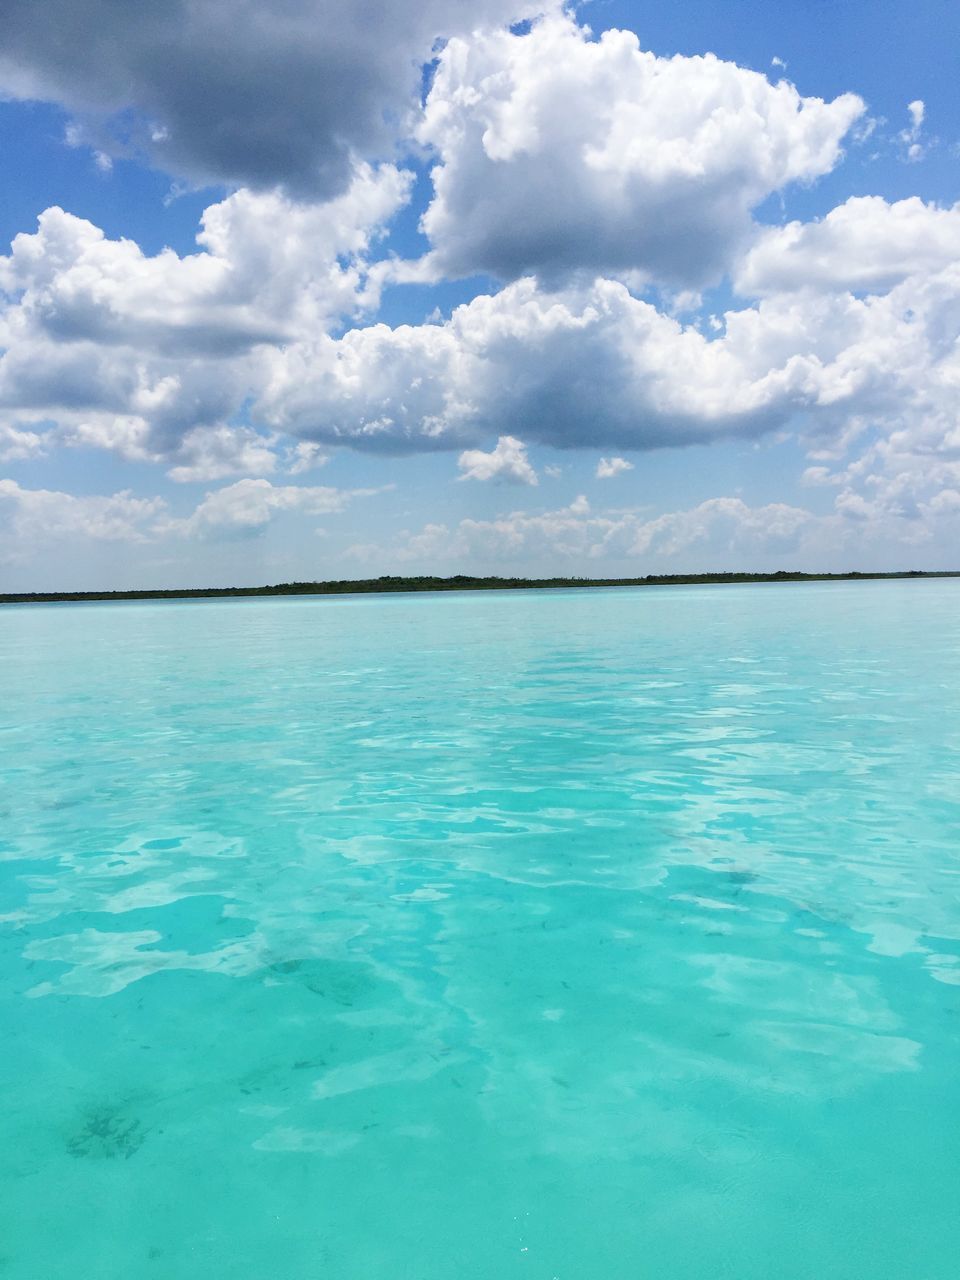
[2,581,959,1278]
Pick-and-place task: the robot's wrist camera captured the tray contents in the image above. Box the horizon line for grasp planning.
[3,569,960,606]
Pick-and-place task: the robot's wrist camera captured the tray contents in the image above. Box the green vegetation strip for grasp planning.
[2,570,959,605]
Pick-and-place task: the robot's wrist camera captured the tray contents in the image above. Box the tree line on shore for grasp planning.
[2,569,955,605]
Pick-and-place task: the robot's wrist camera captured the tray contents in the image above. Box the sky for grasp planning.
[1,0,959,589]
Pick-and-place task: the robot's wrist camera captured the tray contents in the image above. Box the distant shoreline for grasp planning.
[2,570,959,605]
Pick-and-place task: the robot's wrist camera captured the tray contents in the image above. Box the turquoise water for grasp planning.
[2,582,959,1278]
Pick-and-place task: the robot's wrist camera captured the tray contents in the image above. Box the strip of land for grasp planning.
[2,570,959,605]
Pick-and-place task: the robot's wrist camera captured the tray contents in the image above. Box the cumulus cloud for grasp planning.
[5,194,960,492]
[0,475,379,558]
[417,15,864,286]
[166,477,377,540]
[0,164,410,460]
[260,277,790,451]
[0,0,549,196]
[0,8,956,558]
[261,259,960,463]
[628,497,812,557]
[166,427,278,483]
[0,478,165,545]
[736,196,960,296]
[810,434,960,536]
[352,483,960,573]
[898,99,928,162]
[349,495,610,564]
[347,494,817,568]
[0,423,47,462]
[285,442,330,475]
[0,163,409,357]
[596,456,634,479]
[802,466,843,487]
[457,435,538,484]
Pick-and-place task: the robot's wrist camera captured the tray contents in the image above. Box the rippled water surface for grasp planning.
[2,583,960,1278]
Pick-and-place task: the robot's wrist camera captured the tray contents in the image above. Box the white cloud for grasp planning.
[457,435,538,485]
[51,414,155,463]
[285,442,330,475]
[736,197,960,295]
[596,456,634,479]
[262,259,960,465]
[0,423,47,462]
[899,99,928,161]
[6,466,954,574]
[347,493,819,569]
[0,163,409,357]
[350,484,960,574]
[816,436,960,532]
[801,466,842,487]
[167,426,278,483]
[0,474,382,560]
[0,478,165,545]
[417,15,864,286]
[0,12,955,557]
[0,164,411,461]
[262,276,793,452]
[5,189,960,502]
[166,477,375,540]
[628,497,812,558]
[350,495,615,565]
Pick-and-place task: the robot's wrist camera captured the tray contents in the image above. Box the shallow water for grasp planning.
[2,581,959,1278]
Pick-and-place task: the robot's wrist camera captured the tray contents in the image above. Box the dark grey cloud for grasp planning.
[0,0,539,196]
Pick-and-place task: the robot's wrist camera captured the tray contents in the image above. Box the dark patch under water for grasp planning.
[66,1104,145,1160]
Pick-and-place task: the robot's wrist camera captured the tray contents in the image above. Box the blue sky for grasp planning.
[1,0,958,589]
